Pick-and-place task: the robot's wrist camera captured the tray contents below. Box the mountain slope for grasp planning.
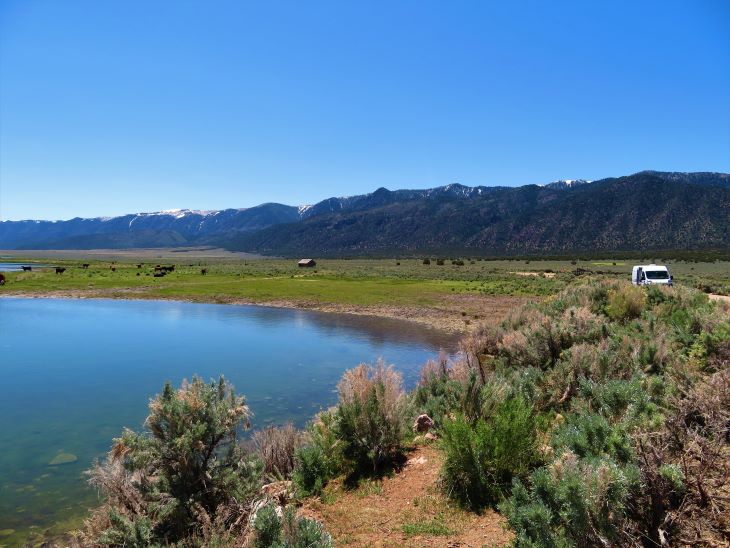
[1,171,728,254]
[0,203,300,249]
[228,173,730,255]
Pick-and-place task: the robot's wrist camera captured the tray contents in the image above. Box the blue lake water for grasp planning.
[0,297,457,543]
[0,262,52,272]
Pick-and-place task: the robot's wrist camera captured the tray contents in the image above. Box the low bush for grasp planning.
[502,452,639,547]
[606,285,646,321]
[253,503,333,547]
[550,412,633,464]
[411,368,463,429]
[335,361,407,471]
[84,376,262,545]
[292,410,341,497]
[440,397,540,508]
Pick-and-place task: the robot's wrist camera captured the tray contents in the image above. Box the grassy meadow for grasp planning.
[1,256,728,308]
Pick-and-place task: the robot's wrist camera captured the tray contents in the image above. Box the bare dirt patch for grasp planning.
[300,445,512,547]
[511,271,556,278]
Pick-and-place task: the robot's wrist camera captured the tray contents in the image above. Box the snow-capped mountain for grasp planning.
[1,171,728,251]
[542,179,592,190]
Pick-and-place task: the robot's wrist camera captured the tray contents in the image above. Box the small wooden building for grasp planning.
[298,258,316,268]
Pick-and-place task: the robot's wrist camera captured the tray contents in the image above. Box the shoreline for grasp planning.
[0,289,521,334]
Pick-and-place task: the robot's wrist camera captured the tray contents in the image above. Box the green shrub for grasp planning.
[410,370,463,429]
[502,453,639,547]
[292,444,330,498]
[253,504,333,547]
[498,315,572,369]
[657,464,685,495]
[441,397,540,508]
[253,503,282,547]
[96,509,153,548]
[606,285,646,321]
[578,377,659,425]
[86,377,262,544]
[335,362,407,471]
[551,412,632,464]
[292,410,341,497]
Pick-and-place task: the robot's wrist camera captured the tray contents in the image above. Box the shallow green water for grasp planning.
[0,298,456,545]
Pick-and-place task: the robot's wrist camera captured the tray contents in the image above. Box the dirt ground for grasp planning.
[300,444,513,547]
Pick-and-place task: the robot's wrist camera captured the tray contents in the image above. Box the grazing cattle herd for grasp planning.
[0,261,230,287]
[0,263,181,278]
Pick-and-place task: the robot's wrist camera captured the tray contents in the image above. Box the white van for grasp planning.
[631,264,673,286]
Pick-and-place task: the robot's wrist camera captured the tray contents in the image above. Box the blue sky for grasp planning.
[1,0,729,220]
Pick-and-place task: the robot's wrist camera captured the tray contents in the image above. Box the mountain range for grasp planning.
[2,171,728,256]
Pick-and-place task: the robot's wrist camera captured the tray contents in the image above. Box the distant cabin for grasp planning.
[298,259,316,268]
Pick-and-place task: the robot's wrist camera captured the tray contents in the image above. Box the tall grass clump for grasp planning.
[254,423,304,481]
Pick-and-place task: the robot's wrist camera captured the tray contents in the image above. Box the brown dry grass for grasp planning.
[299,444,513,547]
[253,424,304,481]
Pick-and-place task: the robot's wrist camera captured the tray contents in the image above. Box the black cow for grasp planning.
[55,267,66,274]
[201,268,208,275]
[81,263,90,269]
[21,266,32,272]
[0,273,6,285]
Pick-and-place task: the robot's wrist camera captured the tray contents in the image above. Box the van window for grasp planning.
[644,270,669,280]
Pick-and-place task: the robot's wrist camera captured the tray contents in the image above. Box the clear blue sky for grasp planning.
[1,0,728,220]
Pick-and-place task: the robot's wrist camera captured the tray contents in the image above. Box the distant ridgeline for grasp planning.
[2,171,729,256]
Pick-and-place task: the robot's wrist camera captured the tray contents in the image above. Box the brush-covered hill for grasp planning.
[1,171,728,254]
[228,172,730,256]
[0,203,301,250]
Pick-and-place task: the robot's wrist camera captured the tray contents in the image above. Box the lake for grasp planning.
[0,262,52,272]
[0,297,457,544]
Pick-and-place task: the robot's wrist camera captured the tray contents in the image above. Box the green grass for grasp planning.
[2,258,728,309]
[354,479,383,498]
[401,515,454,537]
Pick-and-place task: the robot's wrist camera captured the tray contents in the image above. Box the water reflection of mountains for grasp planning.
[231,304,460,353]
